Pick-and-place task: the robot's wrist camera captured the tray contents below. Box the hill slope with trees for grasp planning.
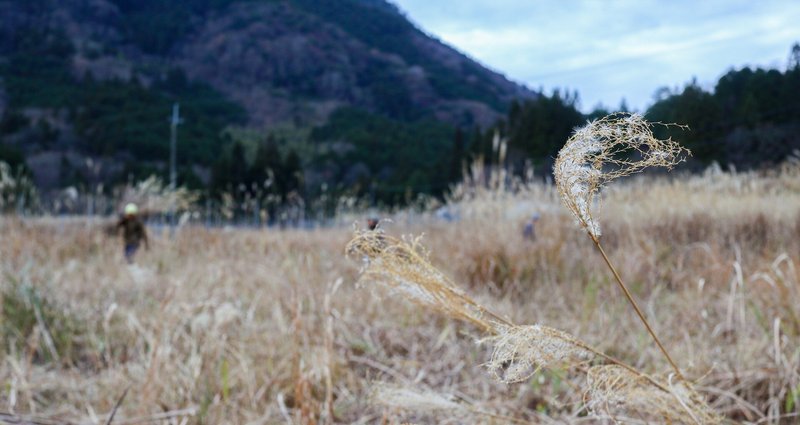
[0,0,533,203]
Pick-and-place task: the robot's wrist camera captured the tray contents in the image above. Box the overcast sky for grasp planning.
[392,0,800,112]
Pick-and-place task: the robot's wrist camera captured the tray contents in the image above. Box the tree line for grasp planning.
[466,43,800,175]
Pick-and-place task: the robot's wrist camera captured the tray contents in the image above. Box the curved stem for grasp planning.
[590,235,684,380]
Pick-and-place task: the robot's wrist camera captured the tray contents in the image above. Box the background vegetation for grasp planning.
[1,164,798,423]
[1,0,799,211]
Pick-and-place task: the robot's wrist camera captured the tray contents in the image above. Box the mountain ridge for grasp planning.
[1,0,535,128]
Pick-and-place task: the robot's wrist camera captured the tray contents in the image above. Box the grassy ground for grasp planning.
[1,165,799,424]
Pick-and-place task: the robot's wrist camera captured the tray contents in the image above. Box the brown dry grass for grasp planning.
[1,163,799,423]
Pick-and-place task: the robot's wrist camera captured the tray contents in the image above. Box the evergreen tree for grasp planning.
[283,149,303,195]
[251,135,283,194]
[448,128,465,183]
[789,42,800,70]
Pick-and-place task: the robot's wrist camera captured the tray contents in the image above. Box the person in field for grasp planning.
[367,217,379,231]
[117,203,149,263]
[523,213,540,242]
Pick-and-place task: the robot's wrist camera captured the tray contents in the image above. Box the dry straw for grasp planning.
[370,382,465,414]
[553,113,689,239]
[347,114,721,423]
[120,175,199,214]
[483,324,592,383]
[586,365,719,424]
[346,229,510,333]
[555,113,689,379]
[346,225,720,423]
[345,230,596,382]
[370,382,529,423]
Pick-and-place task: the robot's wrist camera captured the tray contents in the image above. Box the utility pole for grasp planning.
[169,103,182,231]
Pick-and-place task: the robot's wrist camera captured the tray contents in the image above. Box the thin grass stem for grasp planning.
[590,235,684,380]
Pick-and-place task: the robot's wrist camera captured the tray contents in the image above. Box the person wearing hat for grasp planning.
[117,203,149,263]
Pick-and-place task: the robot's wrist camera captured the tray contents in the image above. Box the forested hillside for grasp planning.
[1,0,798,208]
[0,0,531,204]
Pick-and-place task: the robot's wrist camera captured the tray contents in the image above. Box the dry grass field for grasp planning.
[1,162,800,423]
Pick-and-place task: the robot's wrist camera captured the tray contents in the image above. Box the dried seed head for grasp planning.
[554,113,689,238]
[371,383,465,413]
[484,325,593,383]
[346,229,501,332]
[586,365,721,424]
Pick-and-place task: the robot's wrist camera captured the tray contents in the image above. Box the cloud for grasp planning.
[393,0,800,111]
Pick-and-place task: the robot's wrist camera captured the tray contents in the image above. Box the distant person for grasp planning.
[435,206,456,222]
[523,213,540,242]
[365,217,389,252]
[117,203,149,263]
[367,217,380,231]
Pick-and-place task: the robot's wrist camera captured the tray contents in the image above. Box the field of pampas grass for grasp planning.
[1,161,800,423]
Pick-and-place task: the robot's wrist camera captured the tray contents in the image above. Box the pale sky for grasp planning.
[392,0,800,112]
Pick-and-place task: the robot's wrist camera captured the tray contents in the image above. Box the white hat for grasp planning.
[124,203,138,215]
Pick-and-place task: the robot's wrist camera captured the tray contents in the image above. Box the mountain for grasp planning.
[0,0,535,199]
[1,0,532,127]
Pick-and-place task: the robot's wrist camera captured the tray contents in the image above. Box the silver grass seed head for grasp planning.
[346,229,492,330]
[483,324,593,383]
[554,113,689,239]
[371,383,465,413]
[586,365,722,425]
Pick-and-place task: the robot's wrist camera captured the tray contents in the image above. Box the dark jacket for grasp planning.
[117,216,148,247]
